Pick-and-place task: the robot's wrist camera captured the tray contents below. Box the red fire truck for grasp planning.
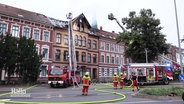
[123,63,173,85]
[48,67,80,88]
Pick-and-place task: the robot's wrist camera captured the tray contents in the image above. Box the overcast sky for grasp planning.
[1,0,184,47]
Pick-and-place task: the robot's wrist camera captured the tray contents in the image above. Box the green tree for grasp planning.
[17,37,42,83]
[0,34,18,83]
[116,9,169,62]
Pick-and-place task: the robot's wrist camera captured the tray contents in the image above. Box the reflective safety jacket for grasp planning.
[119,75,124,82]
[82,75,91,86]
[113,75,119,82]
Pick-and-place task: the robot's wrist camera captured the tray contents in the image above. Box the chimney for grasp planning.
[112,31,115,33]
[100,26,102,30]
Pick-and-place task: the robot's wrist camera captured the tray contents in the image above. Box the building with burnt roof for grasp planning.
[48,13,99,81]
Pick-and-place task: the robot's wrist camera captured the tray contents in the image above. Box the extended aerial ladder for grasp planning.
[67,13,79,88]
[158,54,180,68]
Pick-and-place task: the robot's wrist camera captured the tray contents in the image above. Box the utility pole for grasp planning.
[145,48,148,63]
[174,0,183,74]
[66,12,78,88]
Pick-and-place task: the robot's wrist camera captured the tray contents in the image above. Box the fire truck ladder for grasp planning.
[67,13,79,88]
[158,54,180,67]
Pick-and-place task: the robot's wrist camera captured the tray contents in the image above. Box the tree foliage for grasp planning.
[0,34,17,83]
[17,36,42,83]
[116,9,169,63]
[0,34,42,84]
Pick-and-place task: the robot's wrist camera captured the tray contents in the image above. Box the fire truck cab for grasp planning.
[48,67,80,88]
[126,63,173,85]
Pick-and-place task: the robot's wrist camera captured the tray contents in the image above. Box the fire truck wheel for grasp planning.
[50,84,54,88]
[63,80,69,88]
[163,78,169,85]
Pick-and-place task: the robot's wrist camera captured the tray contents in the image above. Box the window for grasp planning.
[107,68,110,76]
[42,48,49,60]
[88,53,91,63]
[112,68,114,76]
[101,55,105,63]
[81,24,84,31]
[82,36,86,47]
[106,43,110,51]
[111,44,115,51]
[93,40,97,50]
[116,56,119,64]
[22,27,30,39]
[11,25,19,37]
[75,35,78,46]
[111,56,115,64]
[0,22,7,35]
[77,23,80,30]
[33,29,40,40]
[64,35,68,45]
[116,45,119,52]
[63,51,69,61]
[40,65,47,77]
[88,39,91,49]
[56,33,61,43]
[43,31,49,42]
[78,36,82,46]
[55,49,61,61]
[106,56,110,63]
[76,51,79,61]
[36,44,40,55]
[100,42,105,50]
[101,68,105,76]
[121,56,124,64]
[120,46,124,53]
[93,54,97,63]
[82,52,86,62]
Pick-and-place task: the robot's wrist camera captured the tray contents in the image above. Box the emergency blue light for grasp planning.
[118,65,121,70]
[166,63,171,67]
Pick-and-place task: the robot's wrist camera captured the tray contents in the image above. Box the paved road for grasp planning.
[0,83,183,104]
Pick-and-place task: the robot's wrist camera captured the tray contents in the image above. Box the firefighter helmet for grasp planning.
[85,72,89,75]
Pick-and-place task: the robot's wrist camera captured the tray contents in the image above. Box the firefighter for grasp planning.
[132,74,139,91]
[119,72,124,89]
[112,72,119,90]
[82,72,91,96]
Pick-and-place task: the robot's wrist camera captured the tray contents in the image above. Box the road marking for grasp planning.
[0,99,11,101]
[0,99,10,104]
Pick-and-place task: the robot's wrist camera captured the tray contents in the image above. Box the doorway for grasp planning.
[92,68,97,80]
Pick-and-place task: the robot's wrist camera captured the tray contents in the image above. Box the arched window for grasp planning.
[88,39,91,49]
[82,36,86,47]
[75,35,78,46]
[78,36,82,46]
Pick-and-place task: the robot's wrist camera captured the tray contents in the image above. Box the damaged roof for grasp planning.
[72,13,91,28]
[48,17,68,28]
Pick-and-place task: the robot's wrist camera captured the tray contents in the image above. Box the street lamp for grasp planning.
[108,13,125,32]
[174,0,183,74]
